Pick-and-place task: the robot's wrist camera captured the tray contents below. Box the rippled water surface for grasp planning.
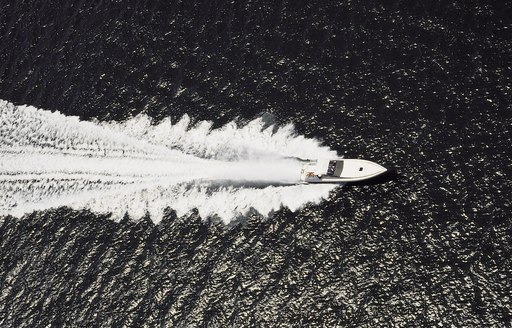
[0,1,510,326]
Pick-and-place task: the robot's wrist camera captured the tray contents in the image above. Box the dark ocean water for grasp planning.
[0,0,511,326]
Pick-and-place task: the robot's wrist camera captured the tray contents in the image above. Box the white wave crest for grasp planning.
[0,100,338,223]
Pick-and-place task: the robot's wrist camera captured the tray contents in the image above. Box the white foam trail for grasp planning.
[102,114,337,161]
[0,100,337,223]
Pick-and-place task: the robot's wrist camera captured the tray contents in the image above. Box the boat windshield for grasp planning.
[327,160,344,176]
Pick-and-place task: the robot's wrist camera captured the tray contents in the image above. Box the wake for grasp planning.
[0,100,337,223]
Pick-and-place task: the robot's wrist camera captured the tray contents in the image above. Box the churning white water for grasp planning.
[0,100,338,223]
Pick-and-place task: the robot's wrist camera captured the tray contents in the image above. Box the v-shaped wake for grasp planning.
[0,100,337,223]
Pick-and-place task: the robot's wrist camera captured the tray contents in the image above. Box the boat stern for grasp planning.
[300,161,320,183]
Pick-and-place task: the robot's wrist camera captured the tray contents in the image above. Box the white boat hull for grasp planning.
[300,158,387,184]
